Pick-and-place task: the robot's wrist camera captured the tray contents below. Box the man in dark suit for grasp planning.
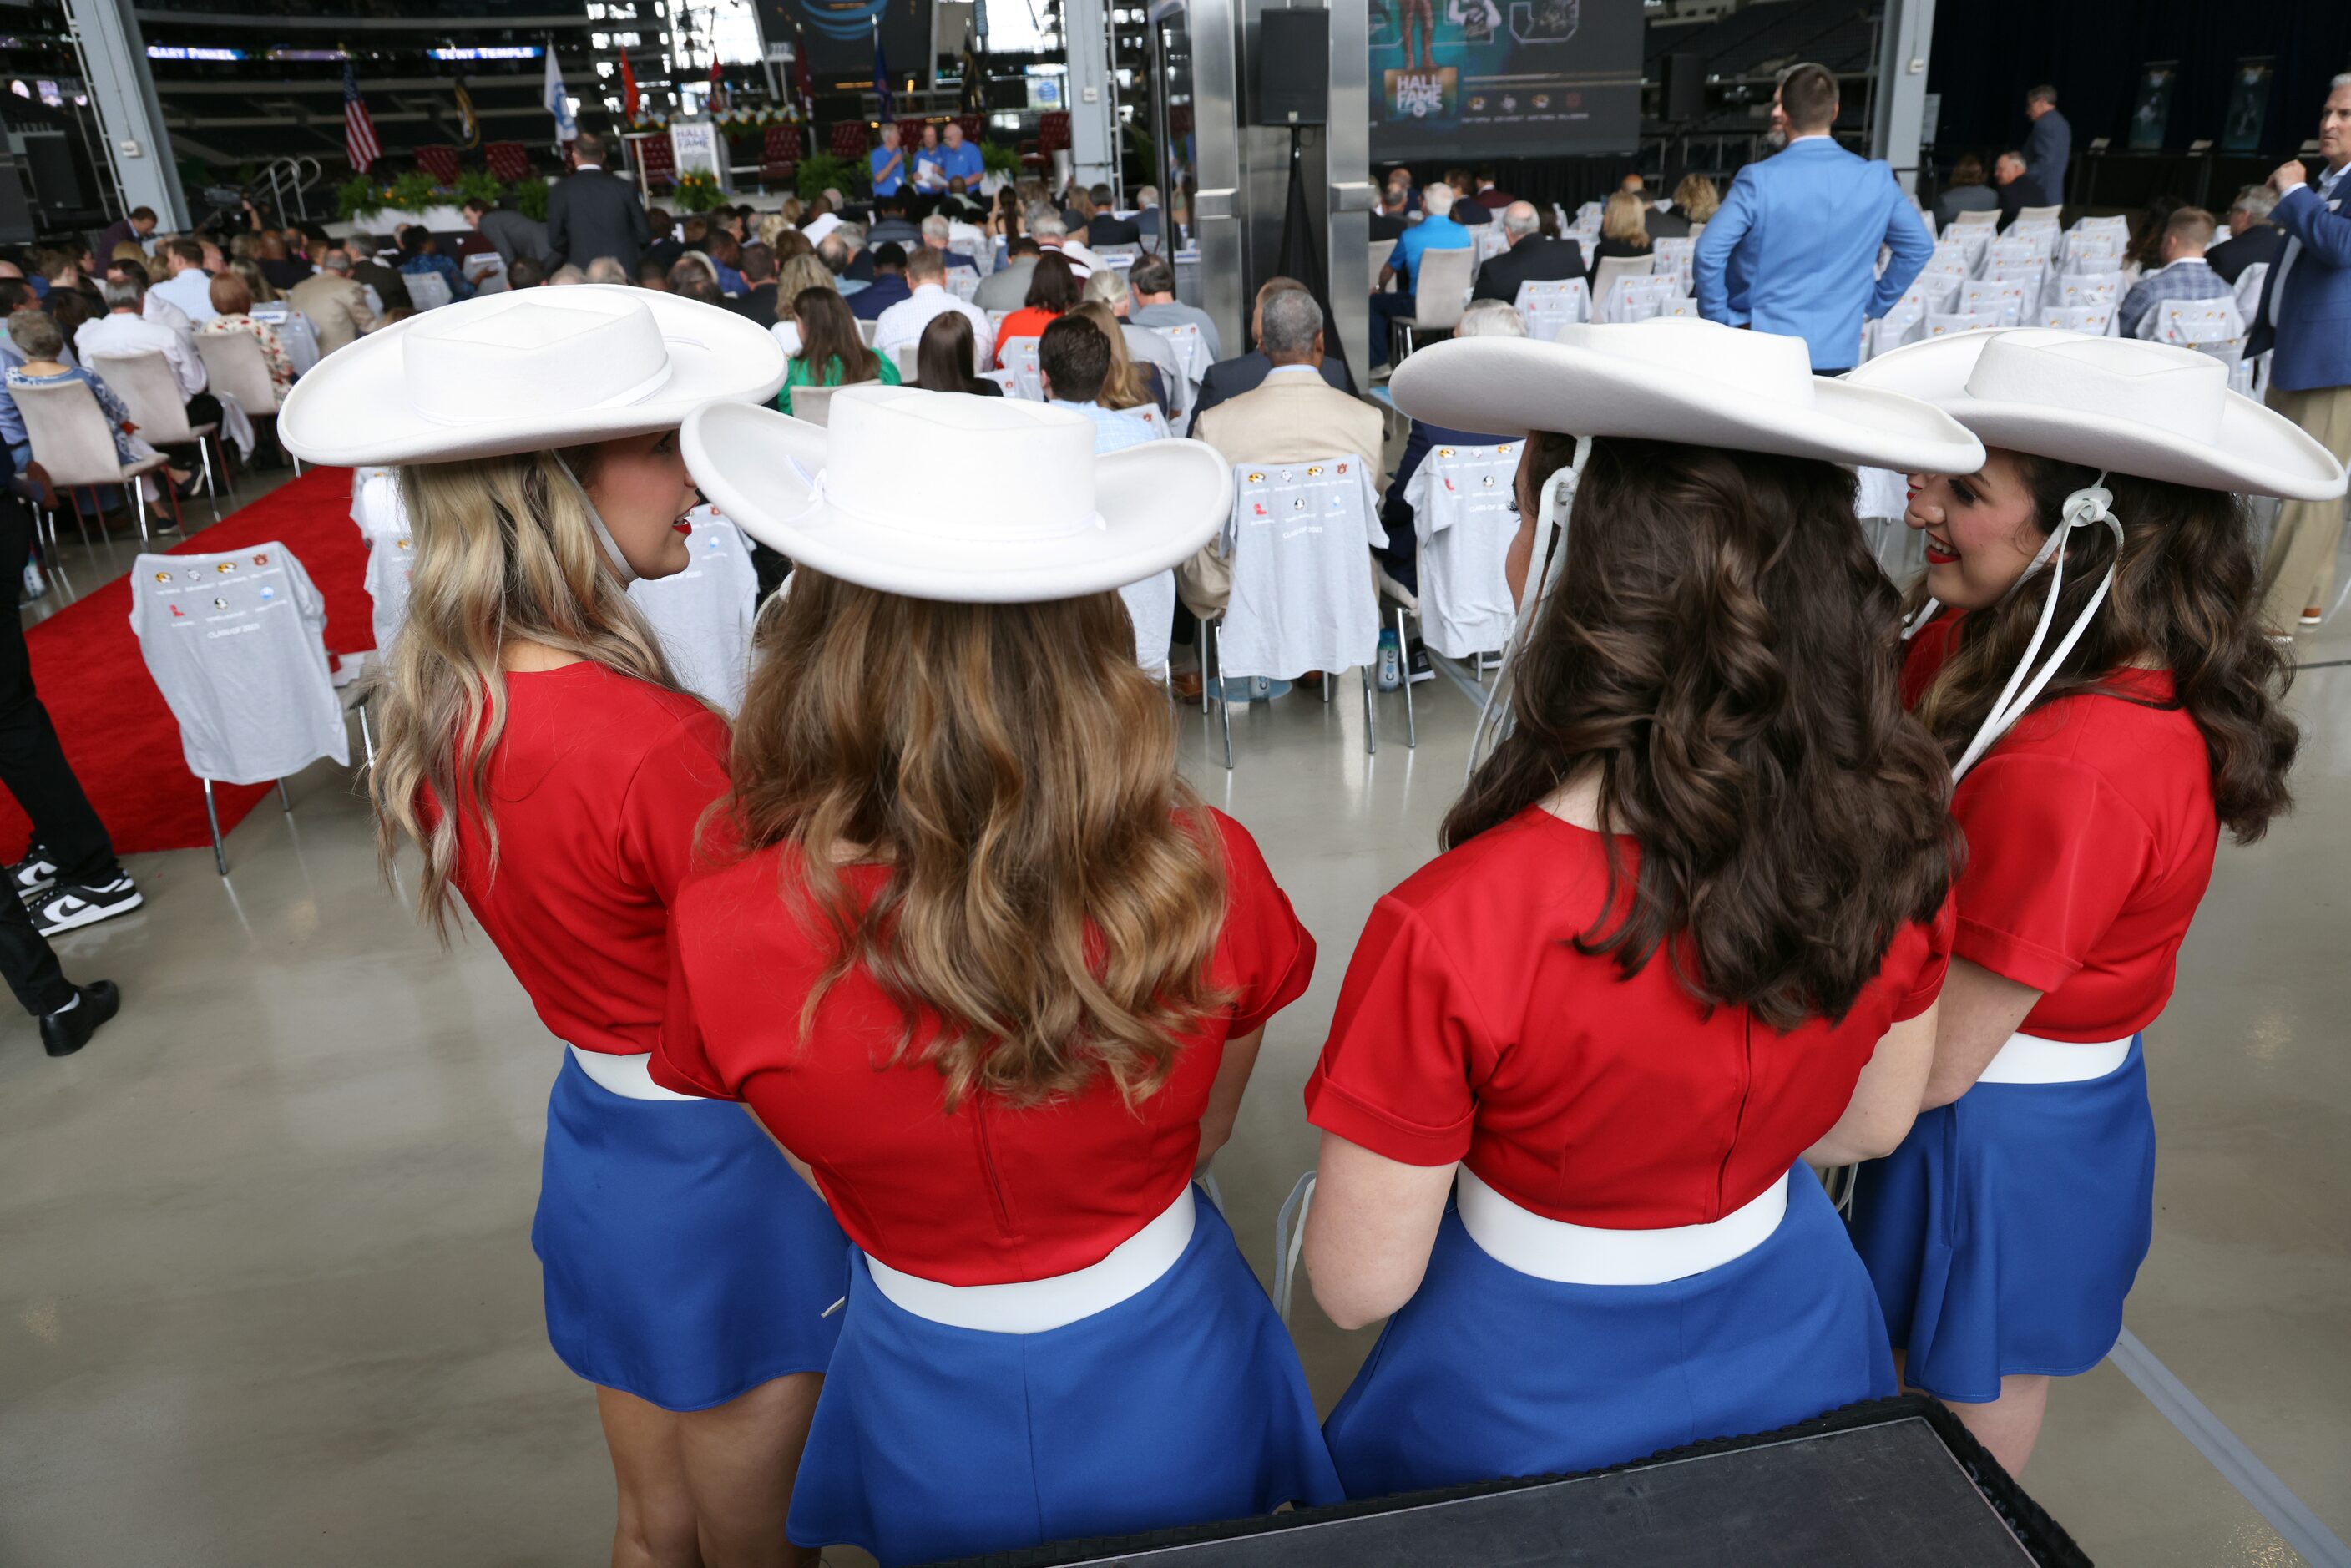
[1085,183,1141,246]
[726,243,780,328]
[850,244,912,321]
[1192,277,1355,416]
[545,131,651,274]
[1370,184,1410,241]
[1472,200,1588,304]
[2207,183,2287,284]
[1992,151,2050,231]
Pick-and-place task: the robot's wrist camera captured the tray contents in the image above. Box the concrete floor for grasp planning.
[2,508,2346,1565]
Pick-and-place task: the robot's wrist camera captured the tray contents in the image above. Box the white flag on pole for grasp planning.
[544,48,577,143]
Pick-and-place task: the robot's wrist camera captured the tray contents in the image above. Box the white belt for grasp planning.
[1455,1166,1788,1287]
[568,1044,701,1103]
[1977,1031,2133,1086]
[863,1186,1195,1334]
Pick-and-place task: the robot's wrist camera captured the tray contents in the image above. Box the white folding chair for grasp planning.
[2037,305,2116,336]
[948,222,990,273]
[195,331,286,459]
[1389,245,1476,363]
[2070,214,2130,241]
[980,368,1019,396]
[127,543,351,874]
[1206,453,1391,767]
[999,336,1044,401]
[2061,230,2122,271]
[2015,205,2065,228]
[894,345,922,381]
[1146,321,1211,393]
[87,349,231,510]
[1092,244,1142,269]
[2148,297,2245,348]
[2045,271,2122,312]
[789,384,837,425]
[2233,261,2270,329]
[252,309,321,376]
[1514,276,1590,341]
[1589,253,1654,308]
[856,319,879,348]
[943,266,982,302]
[1472,225,1512,273]
[402,269,453,311]
[1867,306,1927,359]
[1951,209,2000,229]
[1945,226,1994,273]
[1651,236,1696,292]
[1988,235,2044,270]
[986,308,1013,342]
[1598,274,1679,324]
[1914,272,1965,315]
[1405,439,1519,679]
[627,509,759,713]
[1369,238,1398,286]
[12,377,178,543]
[1958,278,2028,327]
[1925,311,2000,337]
[1984,260,2048,301]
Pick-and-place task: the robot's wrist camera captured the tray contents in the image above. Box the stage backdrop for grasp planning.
[1369,0,1641,164]
[760,0,934,94]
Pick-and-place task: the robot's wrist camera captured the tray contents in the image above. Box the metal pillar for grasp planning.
[1867,0,1935,194]
[1064,0,1120,192]
[63,0,190,229]
[1325,0,1373,387]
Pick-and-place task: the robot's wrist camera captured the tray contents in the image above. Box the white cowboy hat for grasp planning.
[1388,317,1986,475]
[1845,328,2348,500]
[681,383,1233,602]
[279,286,786,467]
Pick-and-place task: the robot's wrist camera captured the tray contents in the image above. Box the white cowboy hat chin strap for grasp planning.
[1950,476,2123,781]
[1469,435,1593,780]
[549,453,639,587]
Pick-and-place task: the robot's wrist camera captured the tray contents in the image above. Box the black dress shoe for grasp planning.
[41,979,119,1058]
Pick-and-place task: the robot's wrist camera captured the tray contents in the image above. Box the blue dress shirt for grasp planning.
[1393,214,1470,292]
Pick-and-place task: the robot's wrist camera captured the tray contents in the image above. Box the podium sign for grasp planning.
[670,120,731,191]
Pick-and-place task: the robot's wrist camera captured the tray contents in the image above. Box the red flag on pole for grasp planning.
[707,53,728,114]
[618,50,640,120]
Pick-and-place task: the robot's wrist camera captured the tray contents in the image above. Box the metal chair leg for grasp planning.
[215,433,238,503]
[1212,620,1233,771]
[356,695,375,767]
[1362,663,1378,753]
[1197,610,1212,715]
[1398,605,1417,750]
[276,778,292,813]
[203,778,228,875]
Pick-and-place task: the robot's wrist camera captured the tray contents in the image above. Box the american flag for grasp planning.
[343,60,380,172]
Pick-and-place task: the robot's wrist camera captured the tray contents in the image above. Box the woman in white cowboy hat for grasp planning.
[1840,328,2345,1474]
[1295,318,1984,1495]
[647,384,1342,1565]
[280,287,851,1567]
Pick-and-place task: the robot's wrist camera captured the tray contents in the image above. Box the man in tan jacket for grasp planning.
[287,249,377,357]
[1180,286,1388,640]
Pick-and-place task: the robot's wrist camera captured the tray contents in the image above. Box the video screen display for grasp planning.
[760,0,935,93]
[1369,0,1641,162]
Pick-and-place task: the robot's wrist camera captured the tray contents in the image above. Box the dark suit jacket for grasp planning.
[1473,235,1590,304]
[726,281,780,329]
[2206,223,2285,285]
[1452,201,1493,226]
[1474,189,1512,209]
[1645,206,1693,239]
[546,168,651,272]
[351,258,411,311]
[1088,214,1142,246]
[850,275,911,321]
[1370,213,1409,241]
[1192,352,1354,417]
[1995,174,2051,231]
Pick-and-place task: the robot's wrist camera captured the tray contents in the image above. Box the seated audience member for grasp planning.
[666,256,723,304]
[1674,173,1721,226]
[771,228,814,266]
[1081,267,1183,410]
[727,244,780,326]
[2121,194,2186,276]
[1444,169,1493,226]
[643,206,684,271]
[867,193,922,247]
[2116,206,2234,339]
[1072,299,1169,417]
[635,259,670,291]
[227,257,277,307]
[974,236,1043,312]
[77,276,206,398]
[851,242,913,321]
[704,231,749,297]
[1471,200,1588,304]
[817,234,869,296]
[836,222,877,284]
[1371,183,1410,242]
[993,251,1081,369]
[1038,314,1156,451]
[1127,254,1221,358]
[1646,193,1692,240]
[1593,191,1655,262]
[1176,287,1384,654]
[196,274,295,406]
[1472,170,1511,209]
[875,245,993,365]
[918,213,978,271]
[2205,184,2285,284]
[1934,155,2000,229]
[548,265,589,286]
[1085,184,1141,246]
[397,228,475,301]
[94,204,158,266]
[1196,276,1353,416]
[913,310,999,395]
[4,308,190,526]
[508,256,552,288]
[105,257,195,343]
[255,233,313,292]
[1372,180,1470,367]
[43,288,99,352]
[1374,300,1525,682]
[286,249,377,353]
[1991,150,2050,230]
[581,256,635,286]
[342,234,411,314]
[776,284,897,417]
[1029,210,1100,275]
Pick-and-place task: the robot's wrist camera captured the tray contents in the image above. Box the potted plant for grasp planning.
[795,152,856,202]
[674,169,725,212]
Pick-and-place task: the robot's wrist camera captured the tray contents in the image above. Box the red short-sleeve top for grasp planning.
[1904,615,2218,1039]
[434,664,731,1057]
[651,808,1315,1286]
[1304,807,1953,1228]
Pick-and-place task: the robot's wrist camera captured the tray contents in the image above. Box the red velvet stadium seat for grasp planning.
[416,144,460,185]
[484,141,530,184]
[761,124,803,187]
[830,120,871,160]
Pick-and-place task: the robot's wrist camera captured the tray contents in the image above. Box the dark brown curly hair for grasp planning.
[1907,453,2298,842]
[1445,435,1959,1030]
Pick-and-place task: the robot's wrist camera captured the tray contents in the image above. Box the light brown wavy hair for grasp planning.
[1446,435,1959,1029]
[1906,453,2297,841]
[367,449,684,938]
[725,571,1231,1107]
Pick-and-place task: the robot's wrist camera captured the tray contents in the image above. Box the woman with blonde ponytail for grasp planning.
[283,288,847,1568]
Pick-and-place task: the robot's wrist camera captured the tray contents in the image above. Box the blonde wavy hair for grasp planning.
[368,450,684,938]
[1601,190,1651,245]
[726,572,1231,1109]
[1070,301,1153,412]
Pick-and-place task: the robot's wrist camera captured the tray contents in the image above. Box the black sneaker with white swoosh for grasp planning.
[8,844,58,898]
[31,876,144,934]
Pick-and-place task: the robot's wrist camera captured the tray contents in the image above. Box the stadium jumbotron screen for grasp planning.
[1370,0,1641,162]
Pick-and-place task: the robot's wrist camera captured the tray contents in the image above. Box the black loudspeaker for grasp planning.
[1664,51,1706,122]
[0,159,34,245]
[1255,9,1328,126]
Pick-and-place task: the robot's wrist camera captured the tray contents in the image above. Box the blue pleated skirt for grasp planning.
[786,1189,1342,1566]
[533,1050,850,1412]
[1322,1166,1896,1500]
[1848,1036,2155,1406]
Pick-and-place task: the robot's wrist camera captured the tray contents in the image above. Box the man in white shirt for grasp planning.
[105,255,195,347]
[78,276,206,398]
[874,247,993,367]
[149,239,220,324]
[1029,210,1100,277]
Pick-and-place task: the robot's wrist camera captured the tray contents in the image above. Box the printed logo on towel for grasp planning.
[1246,473,1264,483]
[1438,448,1456,458]
[251,553,270,565]
[212,597,229,609]
[1307,465,1324,477]
[1337,463,1349,474]
[1279,469,1294,483]
[1480,474,1496,488]
[1327,494,1345,511]
[153,571,172,583]
[259,587,276,602]
[1252,501,1268,516]
[1496,445,1514,456]
[215,562,237,574]
[1291,497,1307,511]
[169,604,185,618]
[185,570,204,581]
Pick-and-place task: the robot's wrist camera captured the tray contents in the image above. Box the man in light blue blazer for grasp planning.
[2249,75,2351,635]
[1694,63,1933,373]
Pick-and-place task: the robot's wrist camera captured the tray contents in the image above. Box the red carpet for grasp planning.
[0,467,371,857]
